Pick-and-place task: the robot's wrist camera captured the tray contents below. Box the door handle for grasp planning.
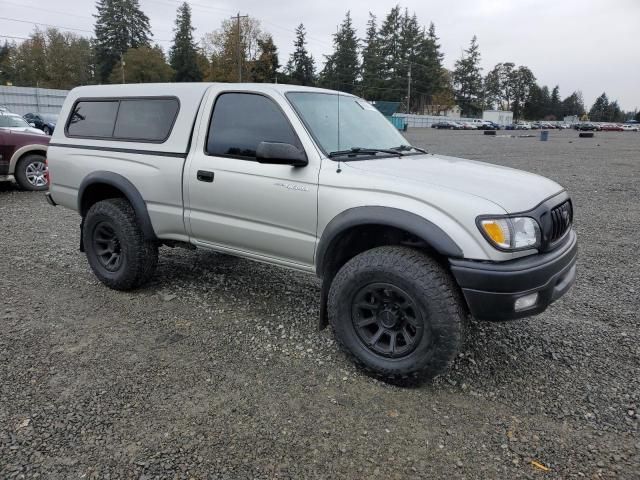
[197,170,214,182]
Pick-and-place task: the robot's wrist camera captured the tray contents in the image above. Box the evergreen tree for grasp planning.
[416,22,445,103]
[94,0,152,82]
[523,84,544,120]
[319,11,359,92]
[549,85,562,120]
[360,13,382,100]
[170,2,202,82]
[589,92,609,121]
[377,5,403,100]
[251,35,279,83]
[539,85,551,118]
[452,36,483,116]
[561,91,585,117]
[286,24,315,86]
[606,100,623,122]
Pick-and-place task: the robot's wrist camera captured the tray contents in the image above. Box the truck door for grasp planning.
[185,89,320,270]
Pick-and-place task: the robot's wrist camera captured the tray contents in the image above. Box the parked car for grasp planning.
[515,122,532,130]
[46,83,577,381]
[621,124,639,132]
[0,129,50,190]
[530,123,541,130]
[559,124,571,129]
[600,124,623,132]
[577,123,600,131]
[478,121,500,130]
[24,112,58,135]
[459,121,477,130]
[433,121,462,130]
[0,112,46,135]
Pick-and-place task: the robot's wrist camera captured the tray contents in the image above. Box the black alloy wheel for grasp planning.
[351,282,424,358]
[92,221,123,272]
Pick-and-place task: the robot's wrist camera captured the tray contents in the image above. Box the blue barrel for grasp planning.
[540,130,549,141]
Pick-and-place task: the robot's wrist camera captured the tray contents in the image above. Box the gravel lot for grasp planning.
[1,129,638,479]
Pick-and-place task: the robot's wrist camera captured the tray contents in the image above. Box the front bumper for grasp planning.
[450,230,577,321]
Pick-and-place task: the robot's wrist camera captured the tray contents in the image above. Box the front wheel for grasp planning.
[328,246,464,382]
[83,198,158,290]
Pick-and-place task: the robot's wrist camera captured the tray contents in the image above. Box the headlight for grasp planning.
[478,217,540,250]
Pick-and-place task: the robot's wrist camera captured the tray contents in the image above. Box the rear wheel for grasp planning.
[14,154,48,191]
[83,198,158,290]
[328,246,464,382]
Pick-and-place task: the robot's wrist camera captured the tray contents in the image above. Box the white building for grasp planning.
[482,110,513,126]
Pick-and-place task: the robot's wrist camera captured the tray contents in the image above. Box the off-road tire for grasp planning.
[328,246,464,382]
[14,154,48,191]
[83,198,158,290]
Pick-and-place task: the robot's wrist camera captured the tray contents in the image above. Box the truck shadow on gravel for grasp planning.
[143,247,550,388]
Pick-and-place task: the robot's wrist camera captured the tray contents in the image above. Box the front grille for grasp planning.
[549,200,573,242]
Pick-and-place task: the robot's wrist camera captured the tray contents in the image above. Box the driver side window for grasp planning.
[206,93,301,160]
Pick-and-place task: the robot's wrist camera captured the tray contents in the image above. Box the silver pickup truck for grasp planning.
[46,83,577,381]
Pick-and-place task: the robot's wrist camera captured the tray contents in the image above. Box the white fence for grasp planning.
[392,113,478,128]
[0,86,69,115]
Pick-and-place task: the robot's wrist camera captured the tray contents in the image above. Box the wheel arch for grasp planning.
[78,171,157,242]
[314,207,464,330]
[316,206,463,279]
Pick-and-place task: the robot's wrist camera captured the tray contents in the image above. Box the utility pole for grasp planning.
[407,63,412,114]
[231,13,248,82]
[121,53,125,84]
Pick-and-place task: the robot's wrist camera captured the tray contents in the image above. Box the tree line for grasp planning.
[0,0,637,122]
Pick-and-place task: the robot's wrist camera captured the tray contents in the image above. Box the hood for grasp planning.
[5,126,45,136]
[346,153,564,213]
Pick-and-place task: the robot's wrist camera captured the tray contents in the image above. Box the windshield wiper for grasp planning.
[328,147,403,158]
[392,144,428,154]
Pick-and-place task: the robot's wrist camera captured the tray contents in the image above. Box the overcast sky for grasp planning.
[1,0,638,111]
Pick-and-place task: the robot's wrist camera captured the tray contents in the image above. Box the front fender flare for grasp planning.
[315,206,464,277]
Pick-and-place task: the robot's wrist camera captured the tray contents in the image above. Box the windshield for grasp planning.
[286,92,409,157]
[0,115,30,128]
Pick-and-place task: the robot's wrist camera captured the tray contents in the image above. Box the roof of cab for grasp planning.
[67,82,346,100]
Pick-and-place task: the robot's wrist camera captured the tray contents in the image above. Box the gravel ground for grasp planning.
[1,129,638,479]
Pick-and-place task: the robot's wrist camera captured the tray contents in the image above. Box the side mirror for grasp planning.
[256,141,307,167]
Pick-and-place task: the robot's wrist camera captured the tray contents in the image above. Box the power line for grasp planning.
[0,15,172,42]
[0,15,94,34]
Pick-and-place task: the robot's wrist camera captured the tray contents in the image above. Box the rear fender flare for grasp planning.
[78,171,157,241]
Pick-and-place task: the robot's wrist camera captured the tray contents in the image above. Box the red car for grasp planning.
[0,129,50,190]
[600,124,624,132]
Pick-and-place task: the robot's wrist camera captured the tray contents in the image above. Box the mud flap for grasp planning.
[79,217,85,252]
[318,277,330,330]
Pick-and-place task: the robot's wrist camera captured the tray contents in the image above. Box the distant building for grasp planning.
[564,115,579,124]
[482,110,513,126]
